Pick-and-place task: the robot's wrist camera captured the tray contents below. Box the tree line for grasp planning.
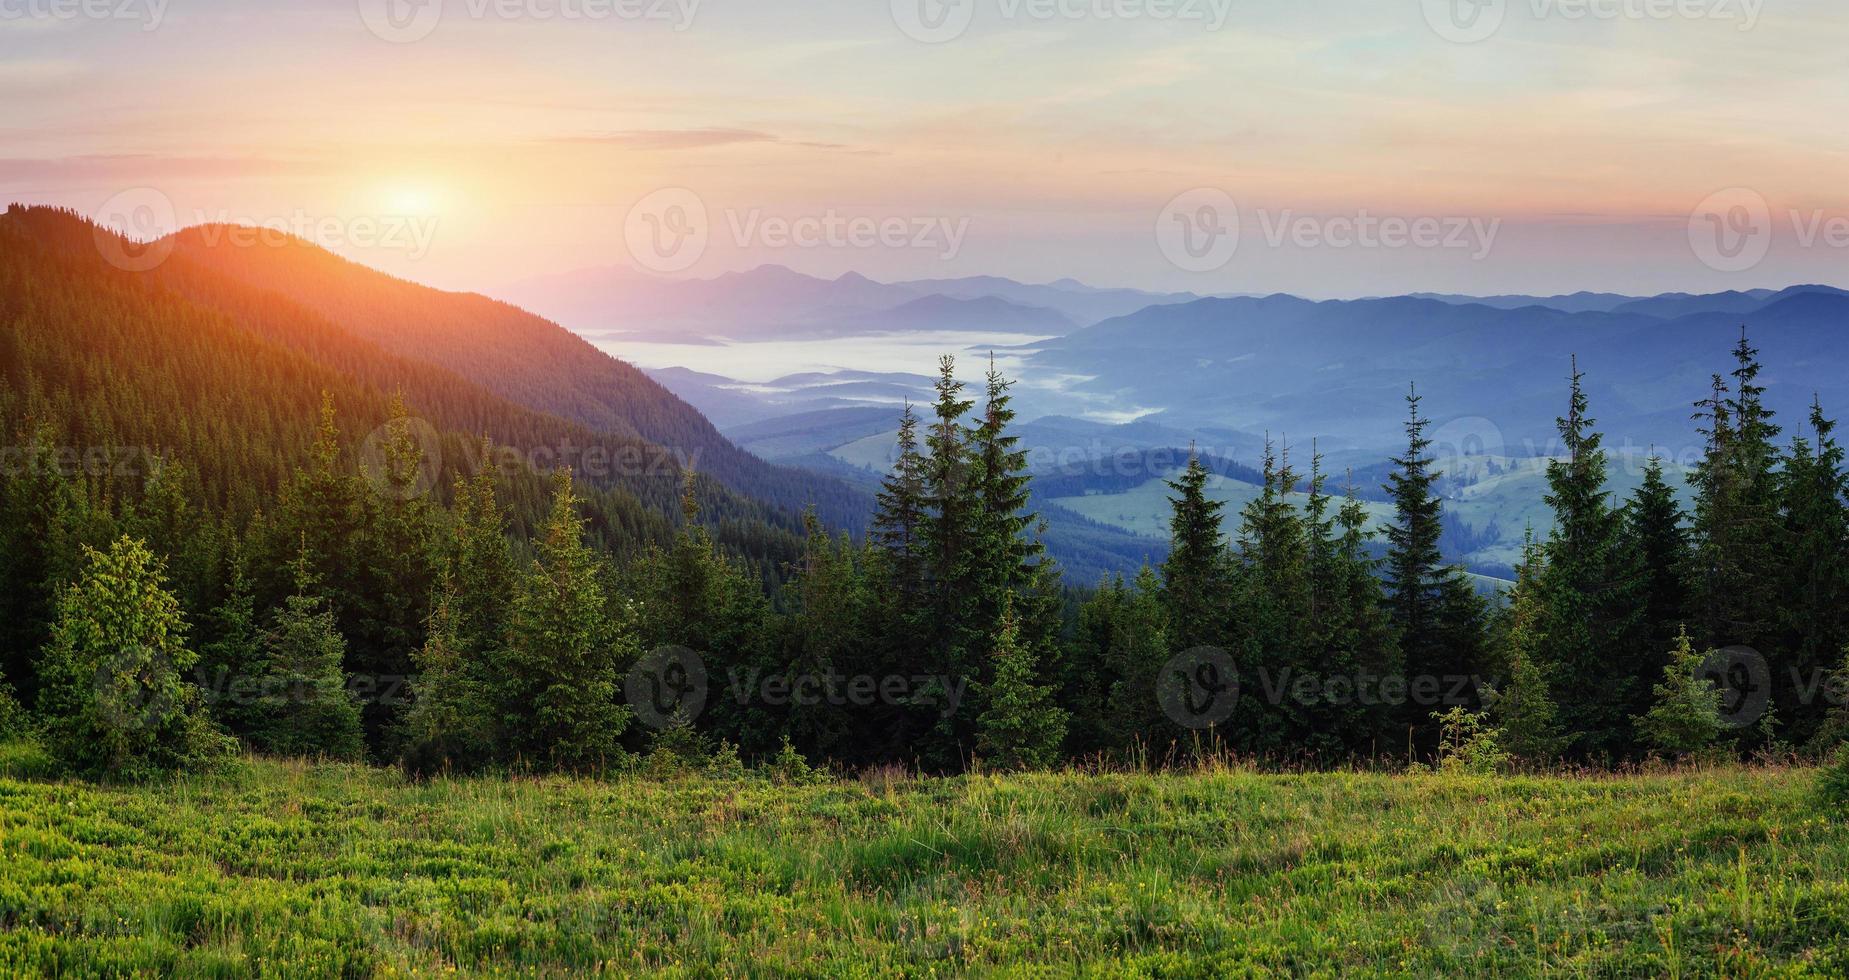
[2,334,1846,780]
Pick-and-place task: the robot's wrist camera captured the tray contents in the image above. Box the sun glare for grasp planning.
[382,184,441,217]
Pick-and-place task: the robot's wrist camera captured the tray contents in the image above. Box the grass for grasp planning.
[1,749,1846,976]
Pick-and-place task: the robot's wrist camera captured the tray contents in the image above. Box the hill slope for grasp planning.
[0,205,814,562]
[163,229,869,532]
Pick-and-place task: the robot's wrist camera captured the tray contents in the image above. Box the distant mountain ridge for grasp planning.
[494,263,1200,342]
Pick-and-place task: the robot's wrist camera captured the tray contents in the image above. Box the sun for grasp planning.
[382,184,443,217]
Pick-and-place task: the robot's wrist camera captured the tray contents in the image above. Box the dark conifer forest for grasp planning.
[4,204,1847,781]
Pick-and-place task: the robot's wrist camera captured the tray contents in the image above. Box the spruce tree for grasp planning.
[1490,534,1565,763]
[975,600,1068,770]
[922,355,979,667]
[35,535,230,779]
[784,511,877,759]
[1383,385,1487,726]
[1688,331,1784,651]
[967,357,1044,636]
[247,546,367,761]
[872,402,929,601]
[1161,451,1229,653]
[626,471,771,753]
[197,549,262,736]
[1536,358,1644,757]
[447,444,517,676]
[363,394,441,740]
[402,454,515,774]
[0,425,89,703]
[400,581,497,775]
[1233,437,1313,752]
[507,469,631,772]
[1778,397,1849,742]
[1636,628,1724,758]
[1623,453,1692,688]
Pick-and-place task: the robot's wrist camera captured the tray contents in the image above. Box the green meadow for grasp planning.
[2,747,1845,977]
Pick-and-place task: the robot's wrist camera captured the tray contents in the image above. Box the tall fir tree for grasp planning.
[1688,330,1784,651]
[1232,437,1313,753]
[197,543,263,736]
[1623,453,1692,687]
[1777,397,1849,742]
[248,544,367,761]
[505,469,632,772]
[362,394,441,744]
[0,425,96,703]
[1161,451,1230,653]
[1536,358,1644,757]
[627,471,772,753]
[1383,385,1488,738]
[922,355,979,668]
[402,453,516,774]
[871,401,929,601]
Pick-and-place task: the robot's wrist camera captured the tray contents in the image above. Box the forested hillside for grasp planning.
[3,205,1845,789]
[160,225,870,533]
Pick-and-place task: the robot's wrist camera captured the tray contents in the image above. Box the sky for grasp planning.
[4,0,1848,297]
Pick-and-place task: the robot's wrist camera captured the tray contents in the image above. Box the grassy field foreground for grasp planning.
[2,749,1846,976]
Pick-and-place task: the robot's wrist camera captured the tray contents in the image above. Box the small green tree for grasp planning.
[505,470,631,772]
[399,582,498,776]
[1489,534,1565,764]
[247,548,366,761]
[1635,629,1725,758]
[1805,646,1849,755]
[975,601,1067,770]
[35,535,230,779]
[197,554,262,736]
